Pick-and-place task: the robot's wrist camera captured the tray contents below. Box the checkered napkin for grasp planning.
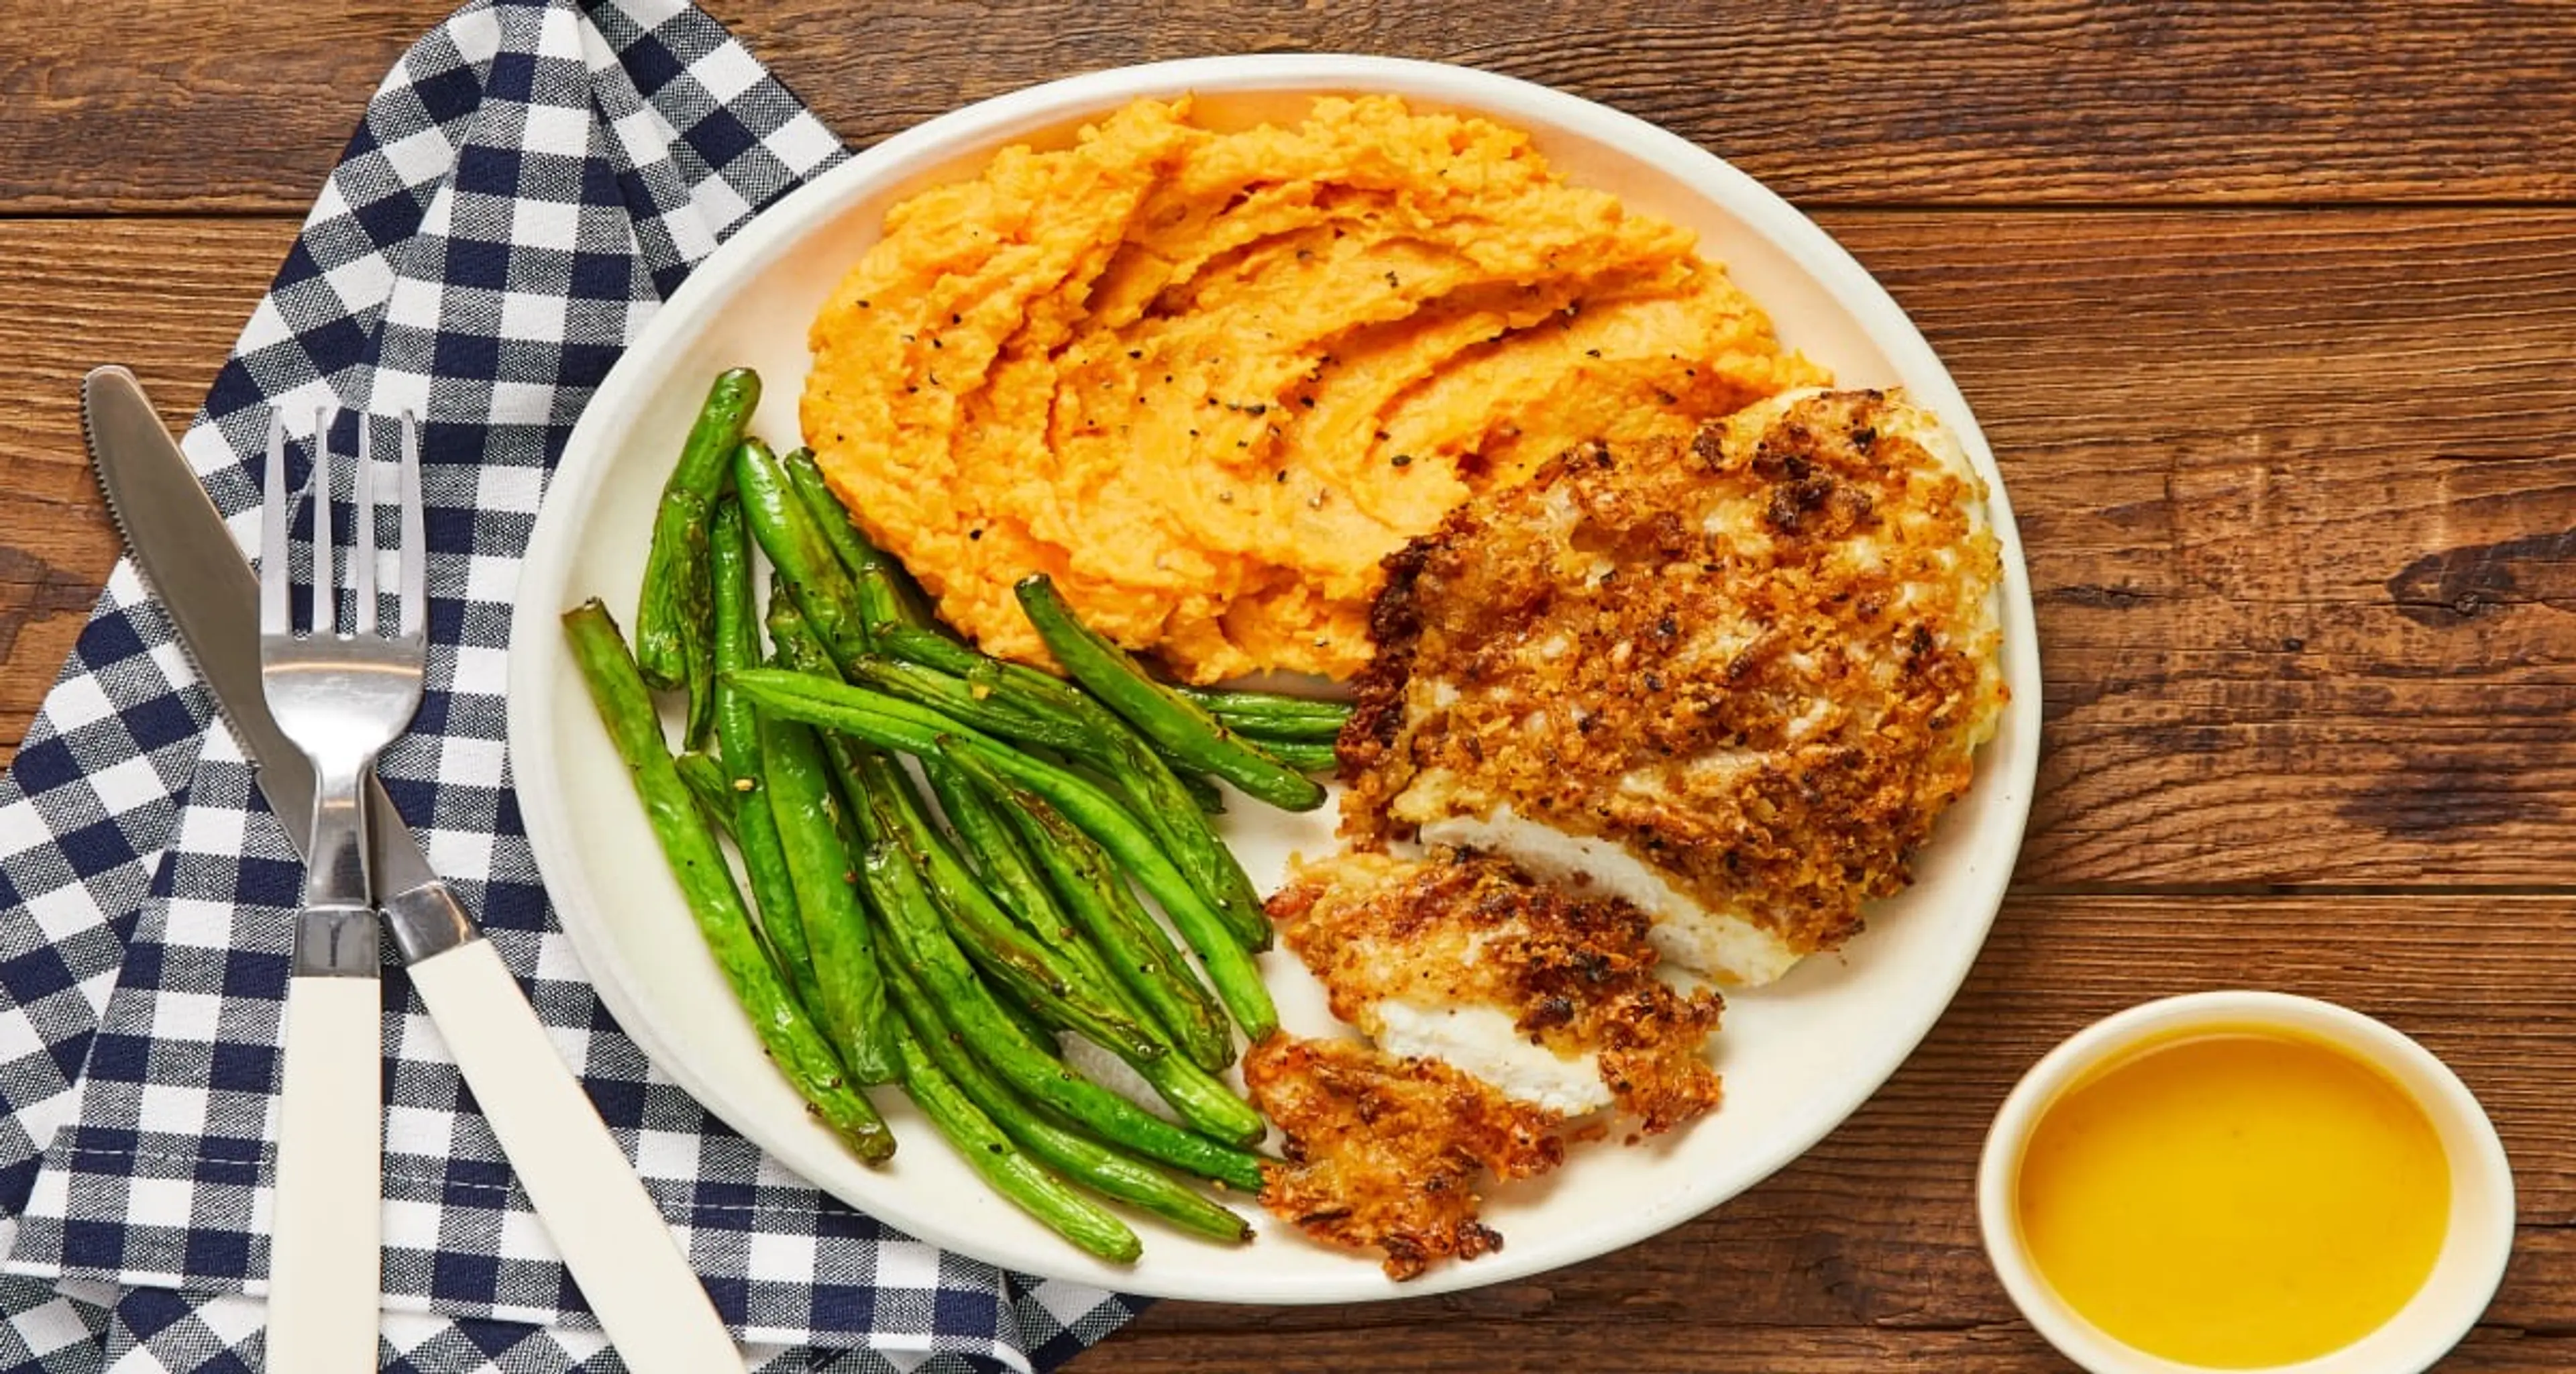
[0,1,1146,1369]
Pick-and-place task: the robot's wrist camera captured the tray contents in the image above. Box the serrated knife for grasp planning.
[82,366,741,1374]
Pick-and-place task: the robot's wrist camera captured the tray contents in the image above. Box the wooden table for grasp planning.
[7,3,2573,1369]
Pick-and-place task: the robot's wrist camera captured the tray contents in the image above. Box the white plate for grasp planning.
[507,54,2042,1304]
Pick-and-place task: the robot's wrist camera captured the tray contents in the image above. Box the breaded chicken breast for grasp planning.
[1244,1034,1565,1280]
[1270,850,1721,1130]
[1341,388,2007,985]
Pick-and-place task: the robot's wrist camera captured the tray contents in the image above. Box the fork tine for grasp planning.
[353,413,378,637]
[311,406,335,635]
[398,411,425,642]
[260,412,290,637]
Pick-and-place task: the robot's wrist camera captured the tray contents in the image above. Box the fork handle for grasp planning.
[266,962,383,1371]
[305,760,374,928]
[407,937,743,1374]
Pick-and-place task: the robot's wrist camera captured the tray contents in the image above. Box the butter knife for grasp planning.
[83,366,741,1374]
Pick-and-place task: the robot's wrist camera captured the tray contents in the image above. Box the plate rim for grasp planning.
[507,52,2043,1304]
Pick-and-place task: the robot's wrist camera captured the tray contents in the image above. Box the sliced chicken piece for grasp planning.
[1270,849,1721,1131]
[1340,388,2008,985]
[1244,1033,1564,1280]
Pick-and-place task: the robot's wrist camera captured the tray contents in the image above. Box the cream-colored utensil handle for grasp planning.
[407,938,741,1374]
[266,974,383,1371]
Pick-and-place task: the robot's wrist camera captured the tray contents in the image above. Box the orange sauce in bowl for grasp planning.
[2015,1029,2450,1369]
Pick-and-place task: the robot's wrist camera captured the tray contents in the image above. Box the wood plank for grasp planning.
[1077,894,2576,1369]
[7,2,2576,212]
[1815,209,2576,886]
[0,217,299,763]
[9,211,2576,884]
[1085,1321,2571,1373]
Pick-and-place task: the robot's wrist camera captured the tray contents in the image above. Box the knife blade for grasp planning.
[82,365,741,1374]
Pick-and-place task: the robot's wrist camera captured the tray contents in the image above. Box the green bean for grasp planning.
[738,716,820,998]
[779,446,932,639]
[1223,717,1348,746]
[762,715,898,1086]
[1105,755,1262,953]
[672,749,737,834]
[875,748,1259,1146]
[920,757,1073,941]
[983,961,1067,1053]
[947,934,1260,1148]
[945,752,1232,1074]
[877,558,951,640]
[869,635,1268,951]
[708,498,816,1002]
[639,492,716,744]
[762,590,1108,1030]
[1021,1000,1263,1149]
[850,747,1165,1065]
[930,760,1250,1129]
[762,590,933,1067]
[1060,731,1266,949]
[1174,686,1353,741]
[856,784,1265,1190]
[888,1015,1138,1263]
[930,653,1279,953]
[780,611,1224,941]
[765,578,837,680]
[1165,765,1226,815]
[1015,575,1324,812]
[879,625,1083,717]
[1254,739,1338,774]
[917,767,1193,1066]
[763,590,1099,1159]
[561,600,892,1163]
[725,670,1280,1041]
[884,956,1252,1245]
[845,654,1095,755]
[737,437,871,665]
[655,370,760,501]
[636,370,759,747]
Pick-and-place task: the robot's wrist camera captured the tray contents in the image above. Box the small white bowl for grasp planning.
[1978,992,2514,1374]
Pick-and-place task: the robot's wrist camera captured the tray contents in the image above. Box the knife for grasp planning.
[83,366,741,1374]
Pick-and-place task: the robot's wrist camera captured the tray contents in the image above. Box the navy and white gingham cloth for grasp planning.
[0,1,1145,1369]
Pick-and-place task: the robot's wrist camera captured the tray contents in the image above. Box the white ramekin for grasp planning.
[1978,991,2515,1374]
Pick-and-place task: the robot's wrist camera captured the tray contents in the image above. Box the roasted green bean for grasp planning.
[724,670,1280,1041]
[778,446,932,640]
[762,712,899,1086]
[672,749,737,834]
[1015,575,1324,812]
[737,436,871,665]
[884,955,1251,1245]
[855,782,1265,1190]
[561,599,891,1163]
[853,747,1165,1065]
[708,498,817,1002]
[928,762,1250,1132]
[1173,688,1351,744]
[635,370,759,748]
[888,1016,1139,1262]
[1252,739,1338,774]
[845,653,1095,755]
[945,752,1232,1074]
[868,635,1269,951]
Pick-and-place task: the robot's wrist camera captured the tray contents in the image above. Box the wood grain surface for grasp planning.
[9,2,2576,211]
[5,3,2575,1371]
[1103,894,2576,1370]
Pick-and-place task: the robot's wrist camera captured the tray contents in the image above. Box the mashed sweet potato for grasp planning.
[803,95,1823,682]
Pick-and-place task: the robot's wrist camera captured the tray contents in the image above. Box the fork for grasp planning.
[259,406,423,1372]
